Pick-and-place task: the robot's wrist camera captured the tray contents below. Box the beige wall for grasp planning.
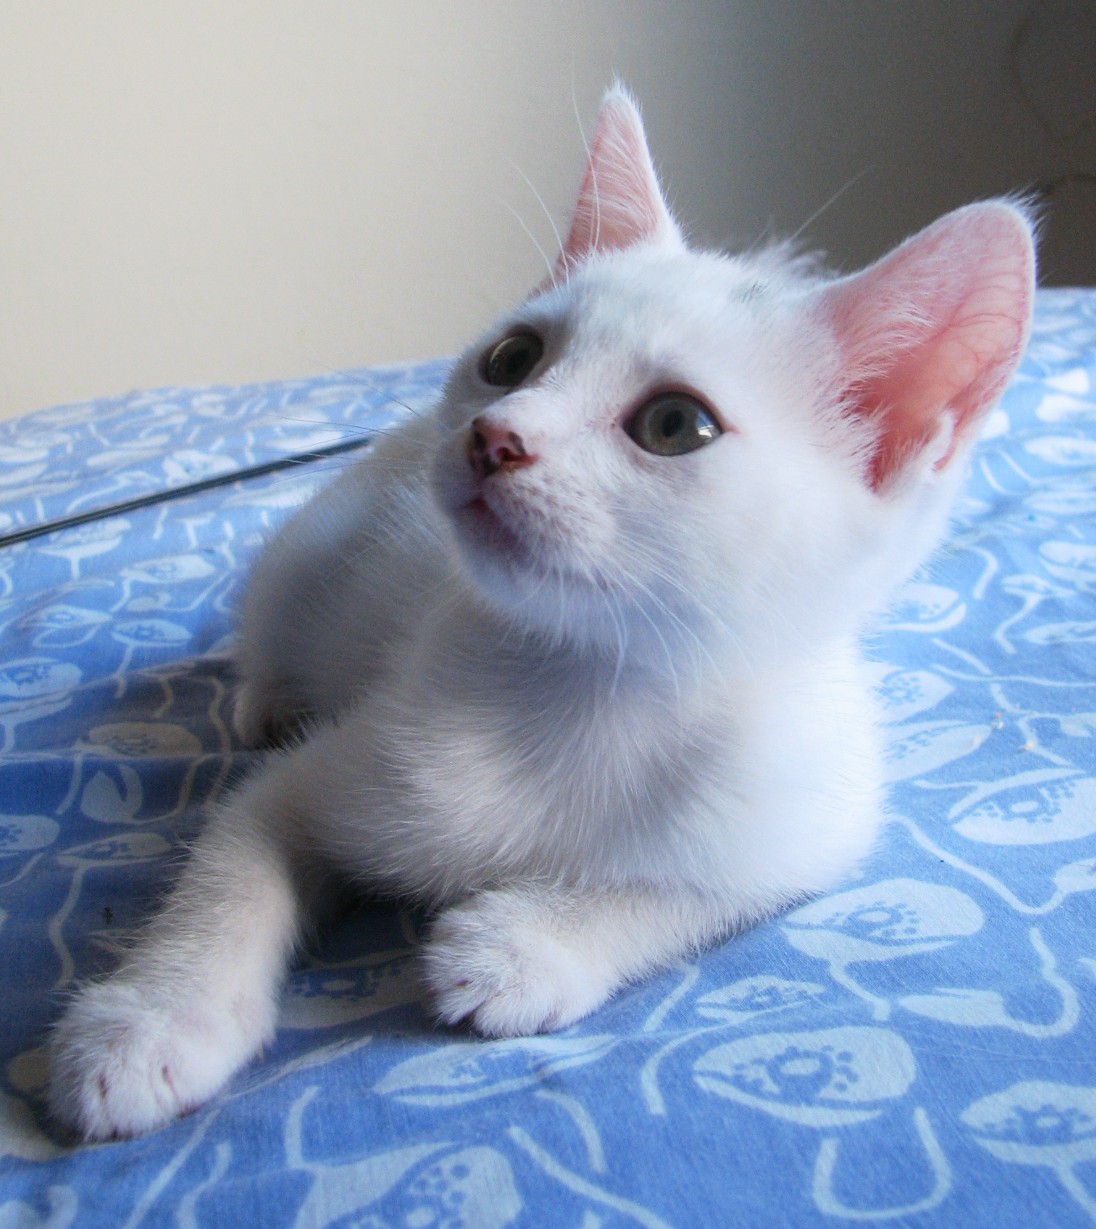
[2,1,1093,421]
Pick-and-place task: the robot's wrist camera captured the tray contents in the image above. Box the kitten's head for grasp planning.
[431,87,1035,673]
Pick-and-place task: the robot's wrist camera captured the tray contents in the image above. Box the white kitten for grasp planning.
[48,87,1035,1139]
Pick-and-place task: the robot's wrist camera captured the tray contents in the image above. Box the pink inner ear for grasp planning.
[551,88,681,282]
[822,203,1035,490]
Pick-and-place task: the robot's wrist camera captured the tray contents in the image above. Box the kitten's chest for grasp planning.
[399,644,727,884]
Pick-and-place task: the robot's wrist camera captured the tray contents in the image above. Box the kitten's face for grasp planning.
[430,247,872,665]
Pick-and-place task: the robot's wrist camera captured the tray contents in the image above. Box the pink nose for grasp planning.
[468,416,535,480]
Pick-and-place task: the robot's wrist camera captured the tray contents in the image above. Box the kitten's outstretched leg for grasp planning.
[423,884,733,1036]
[48,765,316,1141]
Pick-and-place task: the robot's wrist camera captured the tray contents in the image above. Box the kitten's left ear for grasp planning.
[818,201,1036,492]
[551,86,683,282]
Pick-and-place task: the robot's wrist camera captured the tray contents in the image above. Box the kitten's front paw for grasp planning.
[48,980,268,1140]
[423,891,613,1038]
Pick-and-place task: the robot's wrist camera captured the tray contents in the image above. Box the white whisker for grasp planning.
[503,200,554,283]
[786,168,871,248]
[508,160,563,256]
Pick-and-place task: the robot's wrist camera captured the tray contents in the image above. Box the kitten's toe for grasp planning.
[48,981,266,1140]
[423,891,612,1038]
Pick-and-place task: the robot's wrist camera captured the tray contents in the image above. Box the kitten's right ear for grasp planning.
[550,86,683,283]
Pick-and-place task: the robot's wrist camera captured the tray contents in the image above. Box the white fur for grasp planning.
[48,87,1035,1139]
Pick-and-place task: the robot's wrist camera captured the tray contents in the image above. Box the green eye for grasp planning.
[625,393,722,456]
[482,331,544,388]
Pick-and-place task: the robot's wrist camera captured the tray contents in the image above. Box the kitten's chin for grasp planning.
[457,498,534,571]
[452,504,721,672]
[451,497,555,608]
[449,498,610,645]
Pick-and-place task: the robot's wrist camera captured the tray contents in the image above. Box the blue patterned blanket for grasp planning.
[2,289,1095,1227]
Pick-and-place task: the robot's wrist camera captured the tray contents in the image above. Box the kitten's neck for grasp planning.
[454,587,820,706]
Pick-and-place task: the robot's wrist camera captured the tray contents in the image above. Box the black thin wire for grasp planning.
[0,434,372,550]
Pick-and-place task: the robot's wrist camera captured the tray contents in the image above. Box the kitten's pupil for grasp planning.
[660,408,684,438]
[483,331,544,388]
[625,393,722,456]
